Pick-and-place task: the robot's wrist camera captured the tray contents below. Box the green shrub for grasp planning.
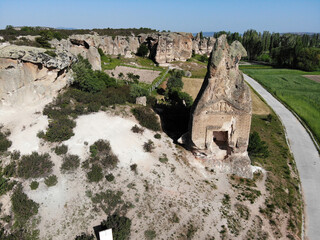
[167,76,184,92]
[30,181,39,190]
[154,133,161,139]
[130,164,137,172]
[0,130,12,152]
[3,162,16,177]
[136,43,148,57]
[54,144,68,155]
[44,175,58,187]
[0,171,16,196]
[131,125,144,134]
[11,184,39,225]
[129,84,149,98]
[10,150,20,160]
[87,102,101,112]
[61,154,80,173]
[132,107,161,131]
[159,154,168,163]
[89,140,118,169]
[44,50,57,57]
[101,214,131,240]
[98,48,105,57]
[105,173,115,182]
[248,131,269,158]
[45,118,76,142]
[75,233,95,240]
[87,164,103,182]
[144,230,156,240]
[18,152,53,179]
[143,140,155,152]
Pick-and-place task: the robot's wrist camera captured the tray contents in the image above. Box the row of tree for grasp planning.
[213,30,320,71]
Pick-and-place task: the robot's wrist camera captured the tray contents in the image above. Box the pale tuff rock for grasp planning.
[192,32,216,56]
[140,32,193,64]
[189,35,252,178]
[0,45,76,106]
[136,96,147,106]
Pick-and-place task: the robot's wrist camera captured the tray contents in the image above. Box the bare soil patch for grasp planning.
[105,66,161,83]
[303,75,320,83]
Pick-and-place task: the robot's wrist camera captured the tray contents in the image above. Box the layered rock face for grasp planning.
[192,33,216,56]
[140,32,193,64]
[0,45,76,106]
[189,35,252,178]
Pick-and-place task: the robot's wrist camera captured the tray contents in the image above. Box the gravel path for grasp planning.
[244,74,320,240]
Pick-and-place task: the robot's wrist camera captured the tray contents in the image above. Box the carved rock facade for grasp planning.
[189,35,252,178]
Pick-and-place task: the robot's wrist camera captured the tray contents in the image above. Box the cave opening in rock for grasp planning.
[213,131,228,150]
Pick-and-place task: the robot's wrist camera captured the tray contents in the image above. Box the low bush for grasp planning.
[18,152,54,179]
[105,173,115,182]
[130,164,137,172]
[44,175,58,187]
[54,144,68,155]
[143,140,155,152]
[159,154,168,163]
[3,162,16,177]
[11,184,39,225]
[154,133,161,139]
[248,131,269,158]
[89,140,119,169]
[75,233,95,240]
[44,50,57,58]
[129,84,149,98]
[132,107,161,131]
[30,181,39,190]
[10,150,20,160]
[131,125,144,134]
[87,164,103,182]
[87,102,101,112]
[101,214,131,240]
[0,128,12,153]
[61,154,80,173]
[45,118,76,142]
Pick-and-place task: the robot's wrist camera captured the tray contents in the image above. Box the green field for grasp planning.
[240,65,320,145]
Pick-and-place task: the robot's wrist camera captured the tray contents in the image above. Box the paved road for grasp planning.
[244,74,320,240]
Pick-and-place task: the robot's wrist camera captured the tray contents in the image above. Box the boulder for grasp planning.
[136,96,147,106]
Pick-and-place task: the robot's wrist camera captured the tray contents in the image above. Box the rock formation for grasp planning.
[189,35,252,178]
[192,32,216,56]
[140,32,193,64]
[0,45,76,106]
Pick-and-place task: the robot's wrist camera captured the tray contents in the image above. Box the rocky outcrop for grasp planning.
[189,35,252,178]
[0,45,76,106]
[50,36,101,71]
[192,33,216,56]
[140,32,193,64]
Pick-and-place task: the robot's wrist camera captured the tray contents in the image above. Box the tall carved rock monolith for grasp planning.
[189,35,252,178]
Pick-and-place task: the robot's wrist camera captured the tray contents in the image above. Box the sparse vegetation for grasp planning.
[159,154,168,163]
[17,152,54,179]
[144,229,156,240]
[0,127,12,153]
[143,140,155,152]
[44,175,58,187]
[131,124,144,134]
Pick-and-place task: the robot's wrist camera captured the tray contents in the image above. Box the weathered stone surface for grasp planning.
[140,32,193,64]
[189,35,252,178]
[192,32,216,56]
[136,96,147,106]
[0,45,75,106]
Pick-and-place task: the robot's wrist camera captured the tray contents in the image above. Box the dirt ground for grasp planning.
[182,77,270,115]
[303,75,320,83]
[105,66,161,83]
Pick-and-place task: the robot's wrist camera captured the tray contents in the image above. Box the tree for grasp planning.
[136,44,148,57]
[167,76,183,92]
[242,29,263,60]
[248,131,269,158]
[101,214,131,240]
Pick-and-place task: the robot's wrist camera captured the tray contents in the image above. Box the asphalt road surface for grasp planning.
[244,74,320,240]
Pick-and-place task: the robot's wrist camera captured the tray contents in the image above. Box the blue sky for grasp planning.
[0,0,319,33]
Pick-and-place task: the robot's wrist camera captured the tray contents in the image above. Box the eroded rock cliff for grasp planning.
[0,45,76,106]
[192,32,216,56]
